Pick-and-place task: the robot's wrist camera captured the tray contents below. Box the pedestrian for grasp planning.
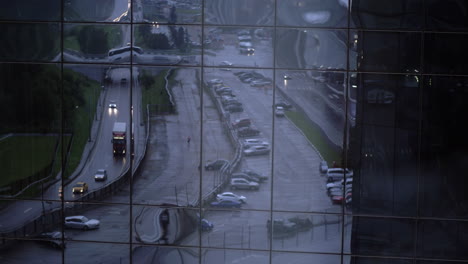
[187,136,191,144]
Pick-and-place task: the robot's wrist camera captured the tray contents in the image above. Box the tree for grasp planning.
[148,33,171,50]
[169,5,177,24]
[77,26,109,54]
[176,27,186,51]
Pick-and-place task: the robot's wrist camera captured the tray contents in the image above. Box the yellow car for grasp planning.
[72,182,88,194]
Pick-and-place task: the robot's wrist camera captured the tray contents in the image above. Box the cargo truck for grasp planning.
[112,122,126,155]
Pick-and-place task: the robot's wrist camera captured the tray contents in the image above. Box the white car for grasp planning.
[64,216,100,230]
[243,145,270,156]
[275,106,285,117]
[94,169,107,181]
[326,168,354,182]
[216,192,247,203]
[230,178,259,190]
[242,138,269,149]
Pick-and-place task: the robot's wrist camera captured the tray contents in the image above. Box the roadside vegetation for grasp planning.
[285,111,342,165]
[0,64,100,194]
[139,69,174,119]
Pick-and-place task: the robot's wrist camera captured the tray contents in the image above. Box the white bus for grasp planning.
[108,46,143,62]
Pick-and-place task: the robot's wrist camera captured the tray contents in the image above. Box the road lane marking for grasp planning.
[24,208,32,214]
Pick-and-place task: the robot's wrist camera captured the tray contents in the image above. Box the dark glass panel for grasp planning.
[426,0,468,31]
[351,0,423,30]
[0,0,60,21]
[350,256,413,264]
[350,216,415,257]
[417,219,468,260]
[424,33,468,75]
[65,240,130,263]
[0,23,60,62]
[420,75,468,219]
[273,251,342,264]
[352,31,421,73]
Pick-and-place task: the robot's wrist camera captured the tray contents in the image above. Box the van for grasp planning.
[326,168,353,182]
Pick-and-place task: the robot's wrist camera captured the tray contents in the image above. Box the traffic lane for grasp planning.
[64,68,131,201]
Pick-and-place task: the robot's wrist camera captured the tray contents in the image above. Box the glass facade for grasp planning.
[1,0,467,263]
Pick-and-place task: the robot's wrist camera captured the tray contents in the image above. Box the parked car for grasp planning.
[205,159,229,170]
[326,168,353,182]
[319,160,329,173]
[35,231,68,249]
[242,138,269,148]
[242,169,268,182]
[267,219,297,233]
[217,192,247,203]
[275,106,285,117]
[208,79,223,86]
[230,178,259,190]
[225,104,244,113]
[215,87,232,94]
[243,145,271,156]
[231,172,260,183]
[326,177,353,190]
[72,182,88,194]
[94,169,107,181]
[237,127,260,137]
[232,118,251,128]
[224,101,243,108]
[210,200,242,208]
[64,215,100,230]
[288,216,312,230]
[219,61,233,70]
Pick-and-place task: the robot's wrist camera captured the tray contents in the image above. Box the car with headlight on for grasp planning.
[109,101,117,108]
[72,182,88,194]
[64,215,100,230]
[275,106,285,117]
[216,192,247,203]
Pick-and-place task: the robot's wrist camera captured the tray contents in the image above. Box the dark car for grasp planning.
[36,231,67,249]
[267,219,297,234]
[200,219,214,231]
[275,101,293,110]
[242,169,268,182]
[238,127,260,137]
[232,118,251,128]
[231,172,260,183]
[225,104,244,113]
[210,200,242,208]
[288,216,313,230]
[205,159,229,170]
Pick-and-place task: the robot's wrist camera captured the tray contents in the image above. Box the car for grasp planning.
[210,200,242,208]
[224,101,243,108]
[231,172,260,183]
[232,118,251,128]
[288,216,312,230]
[225,104,244,113]
[242,138,269,148]
[326,177,353,190]
[35,231,68,249]
[319,160,329,173]
[243,145,271,156]
[219,61,233,70]
[250,80,272,87]
[64,215,100,230]
[275,106,285,117]
[326,168,354,182]
[205,159,229,170]
[237,127,260,137]
[267,219,297,233]
[215,86,232,94]
[120,78,127,84]
[200,218,214,231]
[283,74,292,80]
[275,101,292,110]
[230,178,259,190]
[109,101,117,108]
[72,182,88,194]
[208,78,223,86]
[216,192,247,203]
[242,169,268,182]
[328,187,343,196]
[94,169,107,181]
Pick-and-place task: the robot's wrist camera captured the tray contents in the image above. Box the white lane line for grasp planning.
[24,208,32,214]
